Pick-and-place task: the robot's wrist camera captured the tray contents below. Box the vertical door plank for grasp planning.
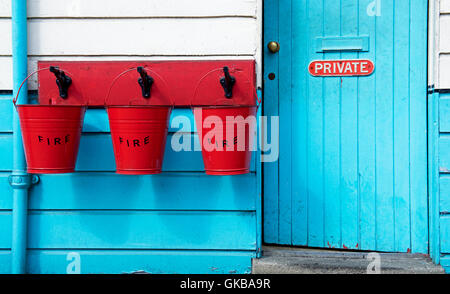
[357,0,377,250]
[409,0,428,253]
[340,0,360,250]
[393,0,412,252]
[323,0,342,249]
[278,0,293,245]
[291,0,309,246]
[307,0,325,247]
[375,1,395,252]
[263,0,280,244]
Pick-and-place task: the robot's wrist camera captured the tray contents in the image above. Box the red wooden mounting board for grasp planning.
[38,60,256,107]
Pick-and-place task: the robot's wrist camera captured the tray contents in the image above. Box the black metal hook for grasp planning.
[49,66,72,99]
[220,67,236,99]
[137,67,154,98]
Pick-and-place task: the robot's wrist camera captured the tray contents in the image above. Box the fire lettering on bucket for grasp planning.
[119,136,150,147]
[38,134,70,146]
[207,136,238,149]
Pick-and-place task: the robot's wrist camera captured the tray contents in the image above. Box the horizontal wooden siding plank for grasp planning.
[0,172,257,211]
[0,211,256,250]
[0,249,254,274]
[0,18,257,56]
[0,0,257,18]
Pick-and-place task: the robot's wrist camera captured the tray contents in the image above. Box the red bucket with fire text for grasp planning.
[14,67,86,174]
[106,67,173,175]
[192,67,260,176]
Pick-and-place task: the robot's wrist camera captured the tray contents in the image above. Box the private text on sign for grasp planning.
[308,59,375,77]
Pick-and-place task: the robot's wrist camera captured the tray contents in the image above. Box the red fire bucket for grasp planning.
[17,106,86,174]
[107,106,171,175]
[106,67,172,175]
[193,106,257,175]
[14,68,86,174]
[192,66,259,176]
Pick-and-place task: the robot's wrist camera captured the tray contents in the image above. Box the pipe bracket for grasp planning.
[8,174,39,189]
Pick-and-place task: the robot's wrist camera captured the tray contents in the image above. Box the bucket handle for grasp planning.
[13,67,79,107]
[105,67,174,107]
[192,67,262,110]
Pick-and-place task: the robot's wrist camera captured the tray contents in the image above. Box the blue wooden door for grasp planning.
[263,0,428,253]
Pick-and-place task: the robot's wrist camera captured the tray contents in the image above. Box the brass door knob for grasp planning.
[267,41,280,53]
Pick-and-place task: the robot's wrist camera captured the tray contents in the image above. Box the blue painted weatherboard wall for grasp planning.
[436,92,450,273]
[0,96,259,274]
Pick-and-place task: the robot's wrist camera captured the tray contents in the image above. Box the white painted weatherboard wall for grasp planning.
[438,0,450,89]
[0,0,262,89]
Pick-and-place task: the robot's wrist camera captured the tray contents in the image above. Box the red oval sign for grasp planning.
[309,59,375,77]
